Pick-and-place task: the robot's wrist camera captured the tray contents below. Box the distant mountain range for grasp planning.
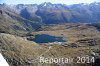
[0,2,100,35]
[12,2,100,24]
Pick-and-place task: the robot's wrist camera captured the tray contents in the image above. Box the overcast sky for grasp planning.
[0,0,100,5]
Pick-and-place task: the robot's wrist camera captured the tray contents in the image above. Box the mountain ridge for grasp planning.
[7,2,100,24]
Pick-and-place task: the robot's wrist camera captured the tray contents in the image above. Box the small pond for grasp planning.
[33,34,66,43]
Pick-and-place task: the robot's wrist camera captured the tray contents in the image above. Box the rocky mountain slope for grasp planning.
[0,4,42,36]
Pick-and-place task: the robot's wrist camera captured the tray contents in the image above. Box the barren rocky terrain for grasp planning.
[0,23,100,66]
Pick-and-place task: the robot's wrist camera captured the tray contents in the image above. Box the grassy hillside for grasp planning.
[0,33,100,66]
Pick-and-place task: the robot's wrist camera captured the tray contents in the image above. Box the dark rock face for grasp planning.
[0,10,3,14]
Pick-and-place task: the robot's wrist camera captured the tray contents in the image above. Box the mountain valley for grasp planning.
[0,2,100,66]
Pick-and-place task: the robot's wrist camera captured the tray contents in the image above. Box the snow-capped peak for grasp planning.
[44,3,47,6]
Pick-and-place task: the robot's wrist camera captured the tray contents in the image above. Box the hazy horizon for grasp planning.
[0,0,100,5]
